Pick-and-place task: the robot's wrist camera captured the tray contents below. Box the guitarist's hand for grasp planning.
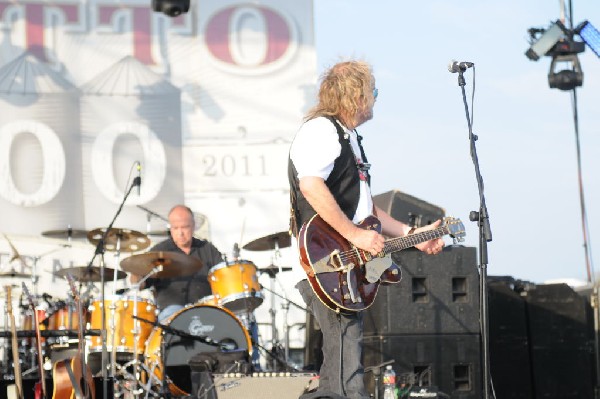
[414,219,445,255]
[348,227,385,256]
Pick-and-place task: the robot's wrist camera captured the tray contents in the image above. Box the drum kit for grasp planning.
[1,223,297,398]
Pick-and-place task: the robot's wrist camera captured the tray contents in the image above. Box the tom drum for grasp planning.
[208,260,263,313]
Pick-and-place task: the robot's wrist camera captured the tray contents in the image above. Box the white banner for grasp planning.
[0,0,316,352]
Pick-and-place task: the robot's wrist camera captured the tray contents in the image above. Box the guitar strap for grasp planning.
[347,130,371,185]
[65,361,85,399]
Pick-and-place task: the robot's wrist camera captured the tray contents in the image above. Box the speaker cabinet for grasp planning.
[364,246,479,335]
[373,190,445,228]
[210,373,317,399]
[523,284,595,399]
[488,282,533,398]
[363,334,482,399]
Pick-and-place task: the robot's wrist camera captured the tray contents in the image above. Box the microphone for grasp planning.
[134,161,142,196]
[233,243,240,260]
[448,60,474,73]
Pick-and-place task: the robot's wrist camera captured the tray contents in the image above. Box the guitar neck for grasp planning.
[383,226,449,255]
[22,284,47,398]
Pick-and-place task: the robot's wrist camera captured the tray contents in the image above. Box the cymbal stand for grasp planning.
[110,234,123,381]
[266,241,287,370]
[259,283,308,371]
[137,205,168,235]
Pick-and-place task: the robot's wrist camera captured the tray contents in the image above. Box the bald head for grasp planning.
[168,205,195,253]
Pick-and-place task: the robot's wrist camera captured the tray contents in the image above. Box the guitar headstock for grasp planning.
[443,217,466,244]
[65,273,79,302]
[21,282,36,309]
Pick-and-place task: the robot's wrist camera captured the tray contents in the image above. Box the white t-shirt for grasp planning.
[288,116,374,285]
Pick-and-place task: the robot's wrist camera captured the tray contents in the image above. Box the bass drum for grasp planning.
[145,304,251,396]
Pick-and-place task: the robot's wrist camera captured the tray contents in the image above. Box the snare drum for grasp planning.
[208,260,263,313]
[88,296,156,354]
[145,304,251,396]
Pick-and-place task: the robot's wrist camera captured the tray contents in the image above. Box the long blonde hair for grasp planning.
[305,60,374,126]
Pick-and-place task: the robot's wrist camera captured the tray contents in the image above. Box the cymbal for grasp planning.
[243,231,291,251]
[0,269,31,278]
[258,264,292,278]
[120,251,203,279]
[55,266,126,282]
[87,228,151,252]
[42,228,88,240]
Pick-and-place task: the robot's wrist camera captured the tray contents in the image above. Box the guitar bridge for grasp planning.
[330,250,347,272]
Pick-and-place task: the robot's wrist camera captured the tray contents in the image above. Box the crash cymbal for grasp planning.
[41,228,89,240]
[243,231,291,251]
[87,228,151,252]
[0,269,31,278]
[120,251,203,279]
[54,266,126,282]
[258,264,292,278]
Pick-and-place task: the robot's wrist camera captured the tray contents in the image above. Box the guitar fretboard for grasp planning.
[384,227,449,254]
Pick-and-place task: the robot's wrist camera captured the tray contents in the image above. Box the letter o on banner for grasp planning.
[91,122,166,204]
[205,4,298,74]
[0,120,66,207]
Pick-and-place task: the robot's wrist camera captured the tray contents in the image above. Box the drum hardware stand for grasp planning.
[115,266,162,399]
[84,169,141,399]
[259,284,307,371]
[109,233,124,382]
[137,205,169,235]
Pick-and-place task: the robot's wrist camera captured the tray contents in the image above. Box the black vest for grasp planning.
[288,117,370,235]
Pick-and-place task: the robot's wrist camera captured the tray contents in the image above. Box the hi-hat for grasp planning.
[243,231,291,251]
[258,264,292,278]
[120,251,203,279]
[0,269,31,279]
[42,228,88,240]
[87,228,151,252]
[54,266,126,282]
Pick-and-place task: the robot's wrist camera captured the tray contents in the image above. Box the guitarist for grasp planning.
[288,60,445,399]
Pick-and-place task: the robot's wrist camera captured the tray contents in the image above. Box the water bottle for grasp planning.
[382,365,397,399]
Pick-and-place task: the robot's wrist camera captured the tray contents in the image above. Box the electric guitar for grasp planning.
[52,274,95,399]
[298,214,465,313]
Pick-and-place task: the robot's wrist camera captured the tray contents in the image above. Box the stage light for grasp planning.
[151,0,189,17]
[576,20,600,58]
[548,54,583,91]
[525,20,567,61]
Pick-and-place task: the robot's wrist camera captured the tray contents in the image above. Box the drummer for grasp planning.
[132,205,223,321]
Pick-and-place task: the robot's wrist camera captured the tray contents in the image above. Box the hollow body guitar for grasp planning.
[298,214,465,314]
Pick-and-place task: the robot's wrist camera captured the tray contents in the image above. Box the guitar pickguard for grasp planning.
[364,255,393,283]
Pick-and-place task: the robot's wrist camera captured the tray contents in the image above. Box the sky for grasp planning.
[312,1,600,285]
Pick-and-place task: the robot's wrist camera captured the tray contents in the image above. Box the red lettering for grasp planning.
[97,5,154,65]
[0,1,82,62]
[206,5,290,66]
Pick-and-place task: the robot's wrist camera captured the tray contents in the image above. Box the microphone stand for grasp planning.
[454,68,493,399]
[85,175,141,399]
